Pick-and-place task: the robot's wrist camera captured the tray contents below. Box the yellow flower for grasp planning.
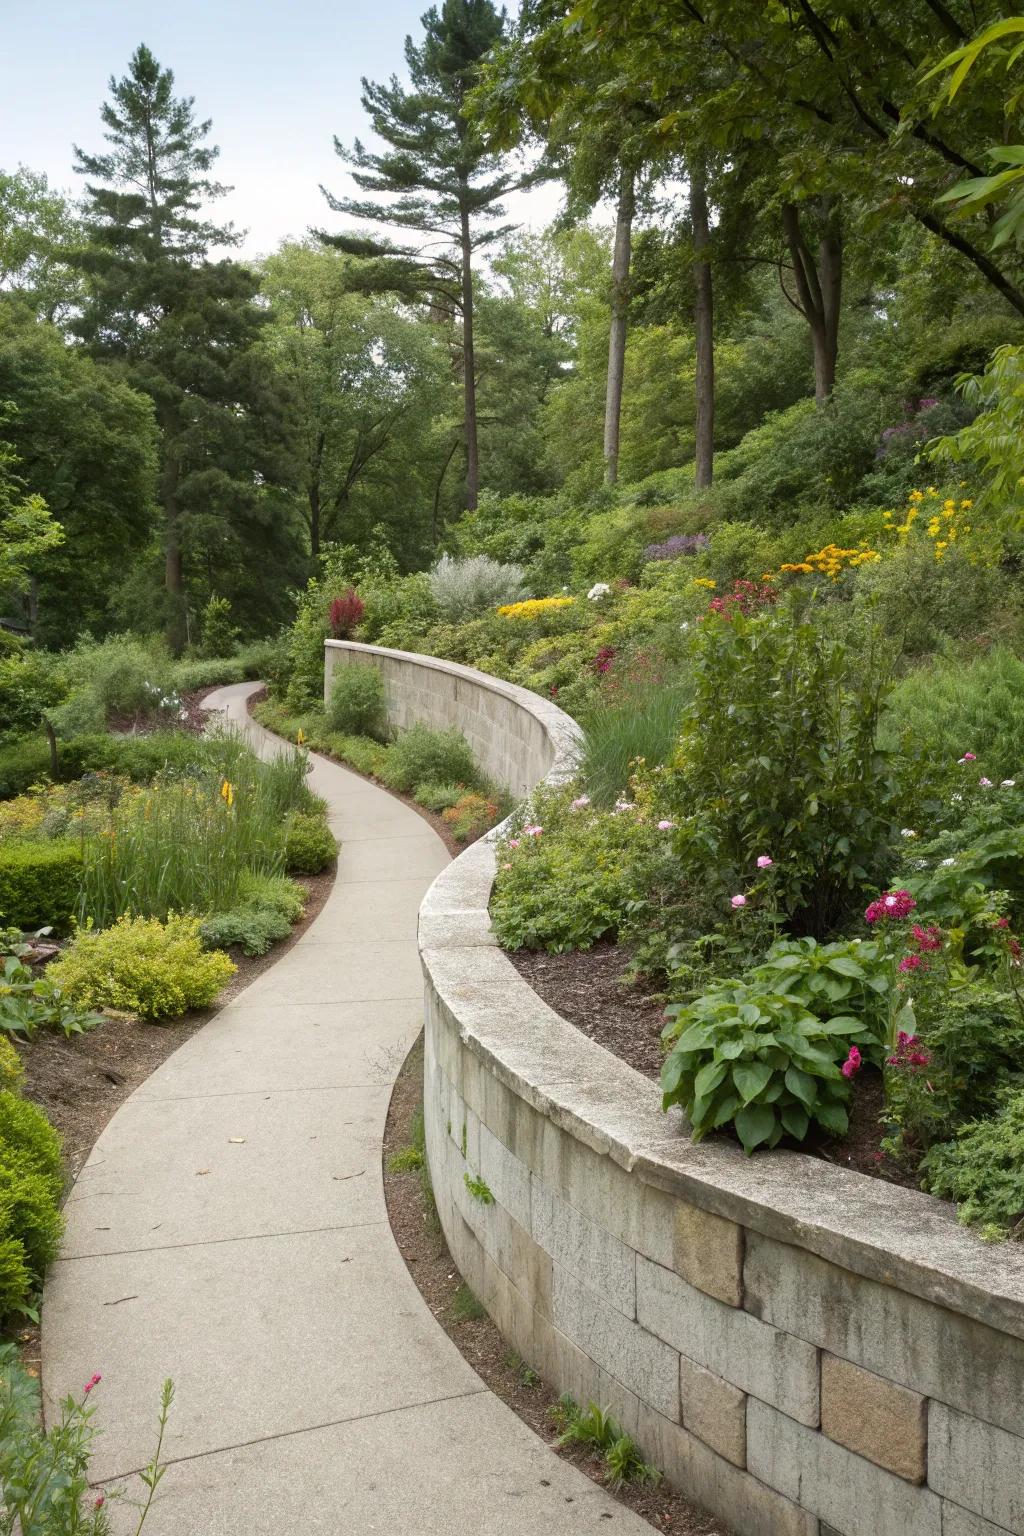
[497,596,577,619]
[296,728,305,746]
[691,578,717,590]
[959,499,973,510]
[220,779,235,808]
[908,490,924,504]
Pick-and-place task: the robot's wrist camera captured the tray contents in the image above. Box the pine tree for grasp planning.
[320,1,542,512]
[73,45,293,649]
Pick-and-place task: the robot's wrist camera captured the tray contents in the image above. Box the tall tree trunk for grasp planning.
[159,428,186,653]
[691,155,715,489]
[781,199,843,404]
[604,165,636,486]
[459,204,479,511]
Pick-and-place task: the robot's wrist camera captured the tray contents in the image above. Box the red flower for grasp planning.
[329,588,364,638]
[84,1373,102,1396]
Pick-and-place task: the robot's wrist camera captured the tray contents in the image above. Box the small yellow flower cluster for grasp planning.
[0,796,46,842]
[884,489,973,558]
[779,543,880,580]
[691,577,717,590]
[497,596,576,620]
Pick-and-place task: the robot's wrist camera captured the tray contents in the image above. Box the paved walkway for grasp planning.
[41,683,649,1533]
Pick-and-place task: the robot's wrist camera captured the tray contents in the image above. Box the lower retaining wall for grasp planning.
[328,640,1024,1536]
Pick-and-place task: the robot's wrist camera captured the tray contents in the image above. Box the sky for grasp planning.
[0,0,567,259]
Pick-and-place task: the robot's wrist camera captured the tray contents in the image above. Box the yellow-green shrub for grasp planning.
[48,914,236,1021]
[0,1040,23,1093]
[0,1089,64,1318]
[0,841,83,932]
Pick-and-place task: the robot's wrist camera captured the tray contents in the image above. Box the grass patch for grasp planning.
[448,1282,486,1323]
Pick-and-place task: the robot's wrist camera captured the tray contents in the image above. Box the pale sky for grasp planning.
[0,0,567,259]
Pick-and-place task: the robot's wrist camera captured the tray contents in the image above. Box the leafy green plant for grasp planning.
[662,950,882,1153]
[325,665,388,739]
[0,1089,64,1318]
[441,791,501,843]
[463,1171,494,1205]
[0,1345,174,1534]
[0,1039,23,1092]
[550,1396,661,1491]
[0,952,104,1041]
[283,811,337,874]
[885,648,1024,788]
[386,1144,425,1172]
[663,595,900,935]
[197,595,240,659]
[48,914,236,1022]
[200,874,305,956]
[0,842,82,932]
[579,678,692,806]
[922,1089,1024,1240]
[413,781,466,813]
[379,725,479,795]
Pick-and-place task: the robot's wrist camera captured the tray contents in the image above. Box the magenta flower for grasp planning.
[84,1373,102,1396]
[958,752,977,763]
[841,1046,862,1079]
[756,855,773,869]
[898,953,923,972]
[730,894,747,909]
[865,889,917,923]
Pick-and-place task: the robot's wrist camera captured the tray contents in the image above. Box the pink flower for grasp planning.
[979,777,993,788]
[730,894,747,909]
[657,819,675,830]
[898,953,923,972]
[865,889,917,924]
[571,795,591,810]
[507,838,520,849]
[756,855,773,869]
[958,752,977,763]
[95,1496,106,1510]
[84,1373,102,1396]
[841,1046,862,1079]
[910,923,942,951]
[523,824,543,838]
[997,917,1010,929]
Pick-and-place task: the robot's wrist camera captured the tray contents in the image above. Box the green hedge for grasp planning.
[0,841,82,932]
[0,738,51,800]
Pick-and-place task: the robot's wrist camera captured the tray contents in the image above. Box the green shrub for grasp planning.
[379,725,478,795]
[0,1091,63,1201]
[0,842,82,932]
[885,647,1024,785]
[198,596,240,659]
[48,914,236,1021]
[201,873,306,956]
[173,638,281,692]
[284,811,337,874]
[0,738,50,800]
[0,1039,24,1093]
[491,785,663,952]
[663,596,900,935]
[414,781,466,813]
[325,665,387,739]
[57,729,209,784]
[325,733,391,779]
[428,553,529,621]
[851,542,1013,659]
[922,1089,1024,1239]
[57,633,178,724]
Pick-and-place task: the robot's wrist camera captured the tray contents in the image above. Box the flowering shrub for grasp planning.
[329,588,365,638]
[642,533,710,563]
[497,596,576,620]
[778,543,879,580]
[441,792,501,843]
[885,489,974,560]
[706,578,777,618]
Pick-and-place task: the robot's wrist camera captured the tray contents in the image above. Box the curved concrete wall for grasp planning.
[327,640,1024,1536]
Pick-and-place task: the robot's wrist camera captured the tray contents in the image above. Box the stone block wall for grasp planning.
[326,640,1024,1536]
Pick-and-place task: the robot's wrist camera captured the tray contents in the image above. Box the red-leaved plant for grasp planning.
[329,589,364,638]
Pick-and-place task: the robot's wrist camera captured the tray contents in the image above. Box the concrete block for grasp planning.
[552,1265,679,1421]
[635,1401,817,1536]
[747,1399,942,1536]
[821,1353,926,1483]
[478,1121,531,1231]
[679,1353,746,1467]
[941,1501,1021,1536]
[637,1256,819,1426]
[744,1231,1024,1438]
[674,1201,744,1306]
[531,1179,636,1319]
[929,1402,1024,1534]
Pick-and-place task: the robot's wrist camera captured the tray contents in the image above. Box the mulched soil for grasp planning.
[509,942,918,1191]
[384,1036,730,1536]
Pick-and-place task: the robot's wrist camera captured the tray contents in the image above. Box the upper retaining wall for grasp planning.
[327,640,1024,1536]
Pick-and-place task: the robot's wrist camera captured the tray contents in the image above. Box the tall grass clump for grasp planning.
[884,646,1024,781]
[77,733,310,926]
[579,680,692,806]
[428,554,529,622]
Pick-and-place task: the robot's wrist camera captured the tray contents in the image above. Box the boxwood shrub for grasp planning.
[0,842,82,932]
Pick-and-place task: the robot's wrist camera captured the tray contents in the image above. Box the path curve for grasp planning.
[41,683,650,1533]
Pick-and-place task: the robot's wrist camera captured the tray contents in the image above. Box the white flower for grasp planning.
[900,828,916,839]
[1002,779,1016,788]
[941,857,956,867]
[613,798,635,813]
[679,621,690,631]
[587,582,611,601]
[951,793,963,804]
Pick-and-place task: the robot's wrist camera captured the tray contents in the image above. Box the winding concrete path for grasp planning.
[41,683,650,1533]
